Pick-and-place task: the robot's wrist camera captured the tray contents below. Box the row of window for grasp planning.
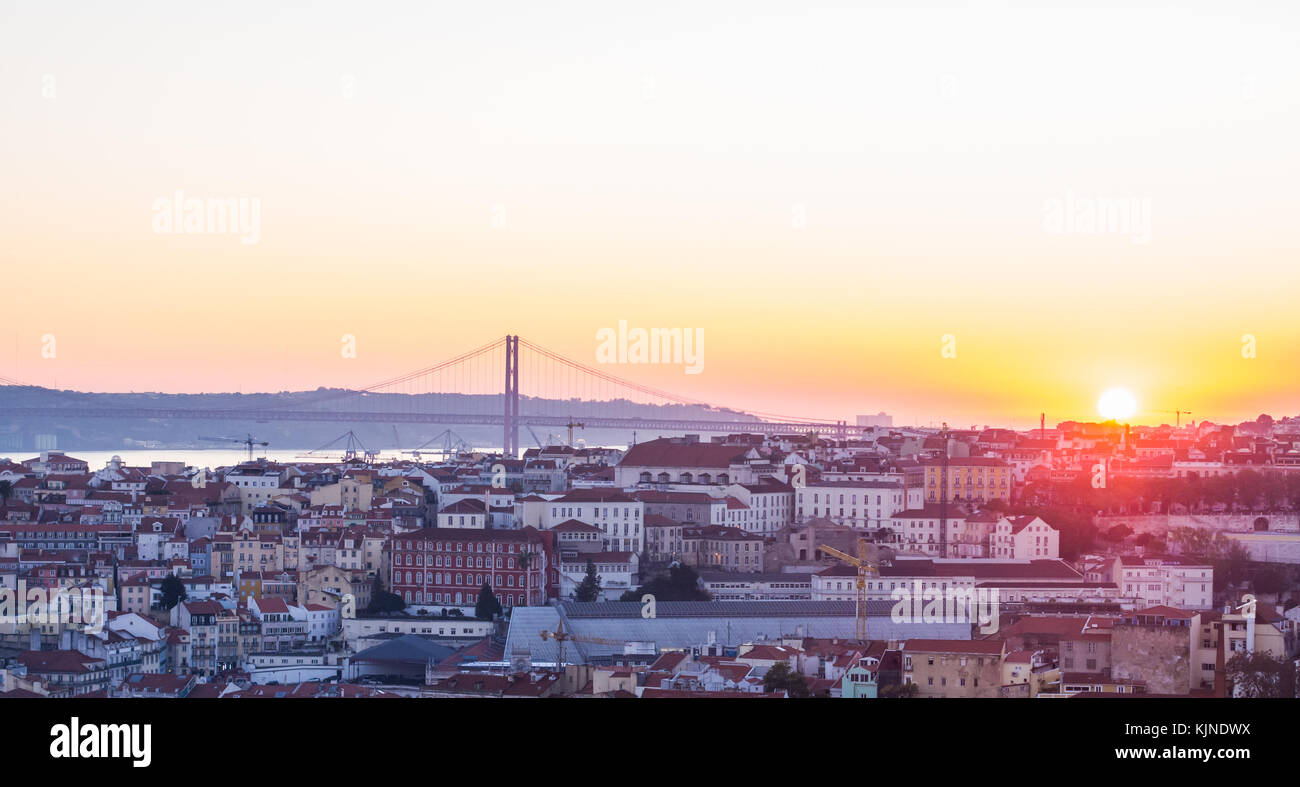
[639,472,730,483]
[396,571,523,587]
[397,540,527,552]
[403,590,525,605]
[398,554,522,569]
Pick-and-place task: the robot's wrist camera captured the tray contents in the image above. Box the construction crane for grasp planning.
[817,538,879,642]
[1154,409,1191,427]
[525,425,544,450]
[539,620,639,673]
[199,433,269,462]
[565,418,585,447]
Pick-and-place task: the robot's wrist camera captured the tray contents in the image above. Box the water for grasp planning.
[4,448,412,470]
[7,444,626,470]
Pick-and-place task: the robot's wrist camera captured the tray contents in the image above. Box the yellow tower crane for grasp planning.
[1154,409,1191,427]
[817,538,879,642]
[565,418,585,446]
[539,620,633,672]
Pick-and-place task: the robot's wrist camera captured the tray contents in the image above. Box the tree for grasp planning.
[1253,565,1288,597]
[575,559,602,602]
[762,662,810,697]
[158,573,188,611]
[1217,541,1253,591]
[367,575,405,614]
[1225,651,1297,698]
[1106,524,1133,542]
[0,479,12,506]
[878,682,919,698]
[475,582,503,620]
[619,563,710,602]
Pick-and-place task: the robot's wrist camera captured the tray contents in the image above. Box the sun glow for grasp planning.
[1097,388,1138,422]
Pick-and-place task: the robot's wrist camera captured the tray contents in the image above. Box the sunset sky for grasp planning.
[2,1,1299,428]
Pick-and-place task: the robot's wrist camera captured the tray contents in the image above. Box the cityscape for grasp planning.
[2,403,1298,700]
[2,0,1294,769]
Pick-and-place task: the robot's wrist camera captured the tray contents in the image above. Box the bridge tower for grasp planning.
[503,335,519,458]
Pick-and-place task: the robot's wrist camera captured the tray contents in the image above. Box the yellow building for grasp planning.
[1001,649,1060,697]
[309,475,373,512]
[902,639,1006,697]
[921,458,1012,505]
[232,529,284,575]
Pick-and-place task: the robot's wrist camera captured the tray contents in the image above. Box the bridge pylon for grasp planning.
[503,335,520,458]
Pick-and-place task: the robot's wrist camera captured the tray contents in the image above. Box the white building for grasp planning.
[303,602,340,642]
[856,413,893,428]
[558,552,639,601]
[437,499,487,529]
[614,437,774,488]
[222,465,286,514]
[1113,556,1213,610]
[796,481,909,530]
[540,490,645,554]
[889,506,988,558]
[698,571,812,600]
[724,482,795,536]
[811,564,861,601]
[990,515,1060,560]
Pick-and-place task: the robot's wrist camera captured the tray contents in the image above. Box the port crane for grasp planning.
[817,538,879,642]
[401,429,473,461]
[199,433,269,462]
[300,430,378,463]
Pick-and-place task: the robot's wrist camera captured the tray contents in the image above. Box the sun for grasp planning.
[1097,387,1138,421]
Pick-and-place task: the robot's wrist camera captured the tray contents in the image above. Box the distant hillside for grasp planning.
[0,385,761,451]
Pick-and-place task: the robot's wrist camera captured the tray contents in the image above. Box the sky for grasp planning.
[2,1,1299,428]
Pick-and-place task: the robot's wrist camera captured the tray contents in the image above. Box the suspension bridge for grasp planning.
[1,335,854,453]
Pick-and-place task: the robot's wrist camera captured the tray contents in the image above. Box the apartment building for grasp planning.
[1114,556,1213,610]
[389,527,553,608]
[900,639,1005,698]
[680,525,765,573]
[796,481,909,530]
[916,457,1013,505]
[990,515,1060,559]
